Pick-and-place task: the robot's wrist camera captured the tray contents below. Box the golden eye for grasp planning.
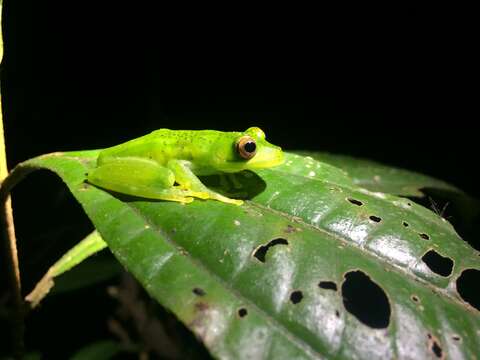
[236,136,257,159]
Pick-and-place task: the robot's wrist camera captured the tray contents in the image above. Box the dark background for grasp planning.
[1,2,477,358]
[1,3,477,197]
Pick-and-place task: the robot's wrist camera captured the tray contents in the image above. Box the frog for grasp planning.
[87,127,284,205]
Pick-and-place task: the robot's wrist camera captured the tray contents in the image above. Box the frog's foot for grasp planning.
[222,197,244,206]
[172,187,207,199]
[184,189,243,205]
[207,191,244,206]
[167,159,244,206]
[155,191,194,204]
[198,185,248,199]
[184,190,209,200]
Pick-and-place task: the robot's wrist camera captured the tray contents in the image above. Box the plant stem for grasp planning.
[0,1,25,358]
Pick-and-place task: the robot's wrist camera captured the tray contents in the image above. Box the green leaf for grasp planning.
[4,151,480,359]
[25,230,109,308]
[295,151,462,197]
[51,252,122,295]
[69,340,123,360]
[294,151,480,249]
[49,230,108,277]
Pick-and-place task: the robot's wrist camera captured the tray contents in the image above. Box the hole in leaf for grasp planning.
[253,238,289,263]
[421,250,454,277]
[457,269,480,311]
[432,341,442,358]
[410,295,420,303]
[290,290,303,304]
[428,334,443,358]
[318,281,338,291]
[238,308,248,318]
[403,221,409,227]
[335,310,340,317]
[452,335,461,342]
[419,233,430,240]
[369,215,382,223]
[341,270,391,329]
[347,198,363,206]
[192,288,206,296]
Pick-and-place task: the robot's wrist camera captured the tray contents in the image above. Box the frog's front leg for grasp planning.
[167,159,243,205]
[87,157,201,204]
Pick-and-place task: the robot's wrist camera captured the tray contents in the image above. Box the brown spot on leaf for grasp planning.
[81,184,90,191]
[284,224,300,234]
[195,302,209,312]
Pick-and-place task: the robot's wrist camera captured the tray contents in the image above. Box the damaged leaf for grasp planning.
[3,151,480,360]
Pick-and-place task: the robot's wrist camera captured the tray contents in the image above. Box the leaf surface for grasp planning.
[295,151,461,197]
[5,151,480,360]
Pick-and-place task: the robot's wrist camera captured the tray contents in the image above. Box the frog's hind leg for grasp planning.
[167,159,243,205]
[87,157,197,203]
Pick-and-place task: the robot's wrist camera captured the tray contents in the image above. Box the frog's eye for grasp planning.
[236,136,257,160]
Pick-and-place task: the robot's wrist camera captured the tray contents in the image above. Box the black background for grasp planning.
[1,3,477,197]
[1,2,477,358]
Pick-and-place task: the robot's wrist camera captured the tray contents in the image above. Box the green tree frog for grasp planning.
[87,127,284,205]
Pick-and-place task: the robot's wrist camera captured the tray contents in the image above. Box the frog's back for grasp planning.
[97,129,233,165]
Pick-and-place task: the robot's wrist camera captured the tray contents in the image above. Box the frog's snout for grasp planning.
[248,146,284,169]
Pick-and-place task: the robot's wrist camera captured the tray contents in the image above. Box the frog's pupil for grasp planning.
[244,141,256,153]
